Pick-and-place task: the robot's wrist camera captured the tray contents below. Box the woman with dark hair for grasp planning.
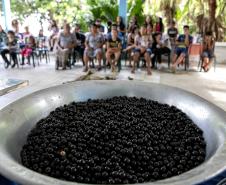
[131,16,138,27]
[116,16,126,37]
[145,15,153,29]
[11,19,23,48]
[155,17,164,33]
[21,35,36,65]
[124,26,137,52]
[116,16,126,49]
[152,32,171,68]
[48,20,59,51]
[107,20,112,34]
[123,26,138,67]
[201,31,215,72]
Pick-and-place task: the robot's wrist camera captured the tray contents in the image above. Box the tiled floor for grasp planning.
[0,56,226,111]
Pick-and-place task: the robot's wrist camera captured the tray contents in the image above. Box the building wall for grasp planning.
[215,43,226,64]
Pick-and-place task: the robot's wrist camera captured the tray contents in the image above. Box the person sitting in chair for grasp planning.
[123,26,138,67]
[56,23,76,70]
[1,31,18,68]
[11,19,23,49]
[37,29,47,48]
[48,20,59,51]
[0,25,7,47]
[72,24,86,66]
[167,21,178,48]
[21,35,36,65]
[152,32,171,69]
[106,26,122,72]
[83,23,105,72]
[132,25,152,75]
[171,25,193,72]
[201,31,214,72]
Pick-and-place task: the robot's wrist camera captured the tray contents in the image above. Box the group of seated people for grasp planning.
[54,16,216,74]
[0,16,215,74]
[0,20,49,68]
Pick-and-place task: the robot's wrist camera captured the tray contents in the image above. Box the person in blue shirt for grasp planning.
[171,25,193,72]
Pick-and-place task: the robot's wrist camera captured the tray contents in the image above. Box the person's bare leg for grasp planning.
[113,52,121,72]
[202,57,208,70]
[52,38,56,50]
[126,50,132,67]
[112,60,115,72]
[207,59,213,71]
[106,51,111,65]
[174,53,185,66]
[129,52,132,67]
[172,53,178,65]
[114,52,120,63]
[83,54,89,72]
[62,50,69,70]
[132,52,139,73]
[204,58,212,71]
[144,52,152,75]
[96,51,102,69]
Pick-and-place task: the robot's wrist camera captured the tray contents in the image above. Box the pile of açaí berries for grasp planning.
[21,96,206,184]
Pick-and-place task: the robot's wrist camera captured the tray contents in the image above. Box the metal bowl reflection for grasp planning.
[0,81,226,185]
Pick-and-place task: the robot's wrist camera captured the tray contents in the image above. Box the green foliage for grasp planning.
[8,0,226,40]
[10,0,90,32]
[86,0,118,23]
[127,0,145,25]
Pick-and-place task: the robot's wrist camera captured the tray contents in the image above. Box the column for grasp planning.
[2,0,12,31]
[119,0,127,27]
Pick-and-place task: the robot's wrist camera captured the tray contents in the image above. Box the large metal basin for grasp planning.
[0,81,226,185]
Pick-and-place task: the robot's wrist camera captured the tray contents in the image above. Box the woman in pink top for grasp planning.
[155,17,164,33]
[21,35,36,65]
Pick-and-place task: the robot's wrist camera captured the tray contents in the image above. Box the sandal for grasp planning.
[97,66,102,71]
[147,70,152,75]
[83,67,88,72]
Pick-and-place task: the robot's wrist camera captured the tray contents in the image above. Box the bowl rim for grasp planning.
[0,80,226,185]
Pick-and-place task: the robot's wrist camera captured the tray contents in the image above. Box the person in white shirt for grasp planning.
[56,23,76,70]
[83,23,105,72]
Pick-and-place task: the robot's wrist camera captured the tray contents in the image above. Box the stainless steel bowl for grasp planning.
[0,81,226,185]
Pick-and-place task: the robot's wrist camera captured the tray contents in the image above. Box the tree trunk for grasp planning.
[208,0,216,23]
[207,0,217,32]
[162,0,176,26]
